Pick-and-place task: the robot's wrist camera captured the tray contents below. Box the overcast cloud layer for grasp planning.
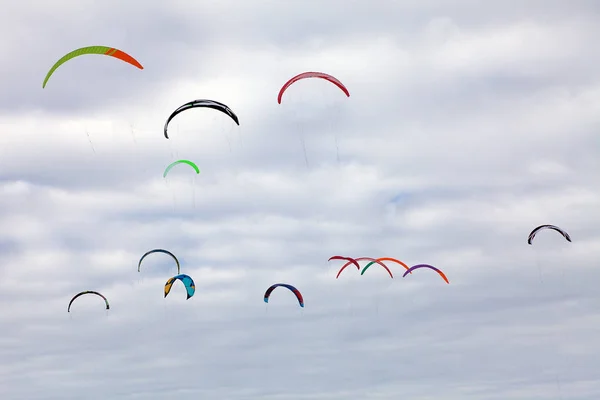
[2,1,600,399]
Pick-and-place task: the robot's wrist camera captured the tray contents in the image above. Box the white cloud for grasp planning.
[1,1,600,399]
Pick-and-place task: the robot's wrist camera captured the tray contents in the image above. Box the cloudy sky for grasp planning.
[2,0,600,399]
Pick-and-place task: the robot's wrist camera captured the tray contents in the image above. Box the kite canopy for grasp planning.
[163,99,239,139]
[402,264,449,284]
[527,224,571,245]
[277,71,350,104]
[42,45,143,88]
[67,291,110,312]
[328,256,360,279]
[264,283,304,307]
[138,249,181,275]
[163,160,200,178]
[164,274,196,300]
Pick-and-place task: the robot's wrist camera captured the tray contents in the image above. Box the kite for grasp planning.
[527,225,571,245]
[163,160,200,178]
[277,72,350,104]
[43,46,143,88]
[138,249,180,275]
[361,257,410,277]
[402,264,449,284]
[164,274,196,300]
[163,99,239,139]
[328,256,360,279]
[329,256,360,269]
[67,291,110,312]
[263,283,304,307]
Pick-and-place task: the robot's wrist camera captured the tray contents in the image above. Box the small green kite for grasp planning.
[163,160,200,178]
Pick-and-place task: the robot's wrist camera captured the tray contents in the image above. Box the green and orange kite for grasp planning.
[42,45,143,88]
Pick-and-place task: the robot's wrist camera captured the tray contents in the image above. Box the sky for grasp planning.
[1,0,600,399]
